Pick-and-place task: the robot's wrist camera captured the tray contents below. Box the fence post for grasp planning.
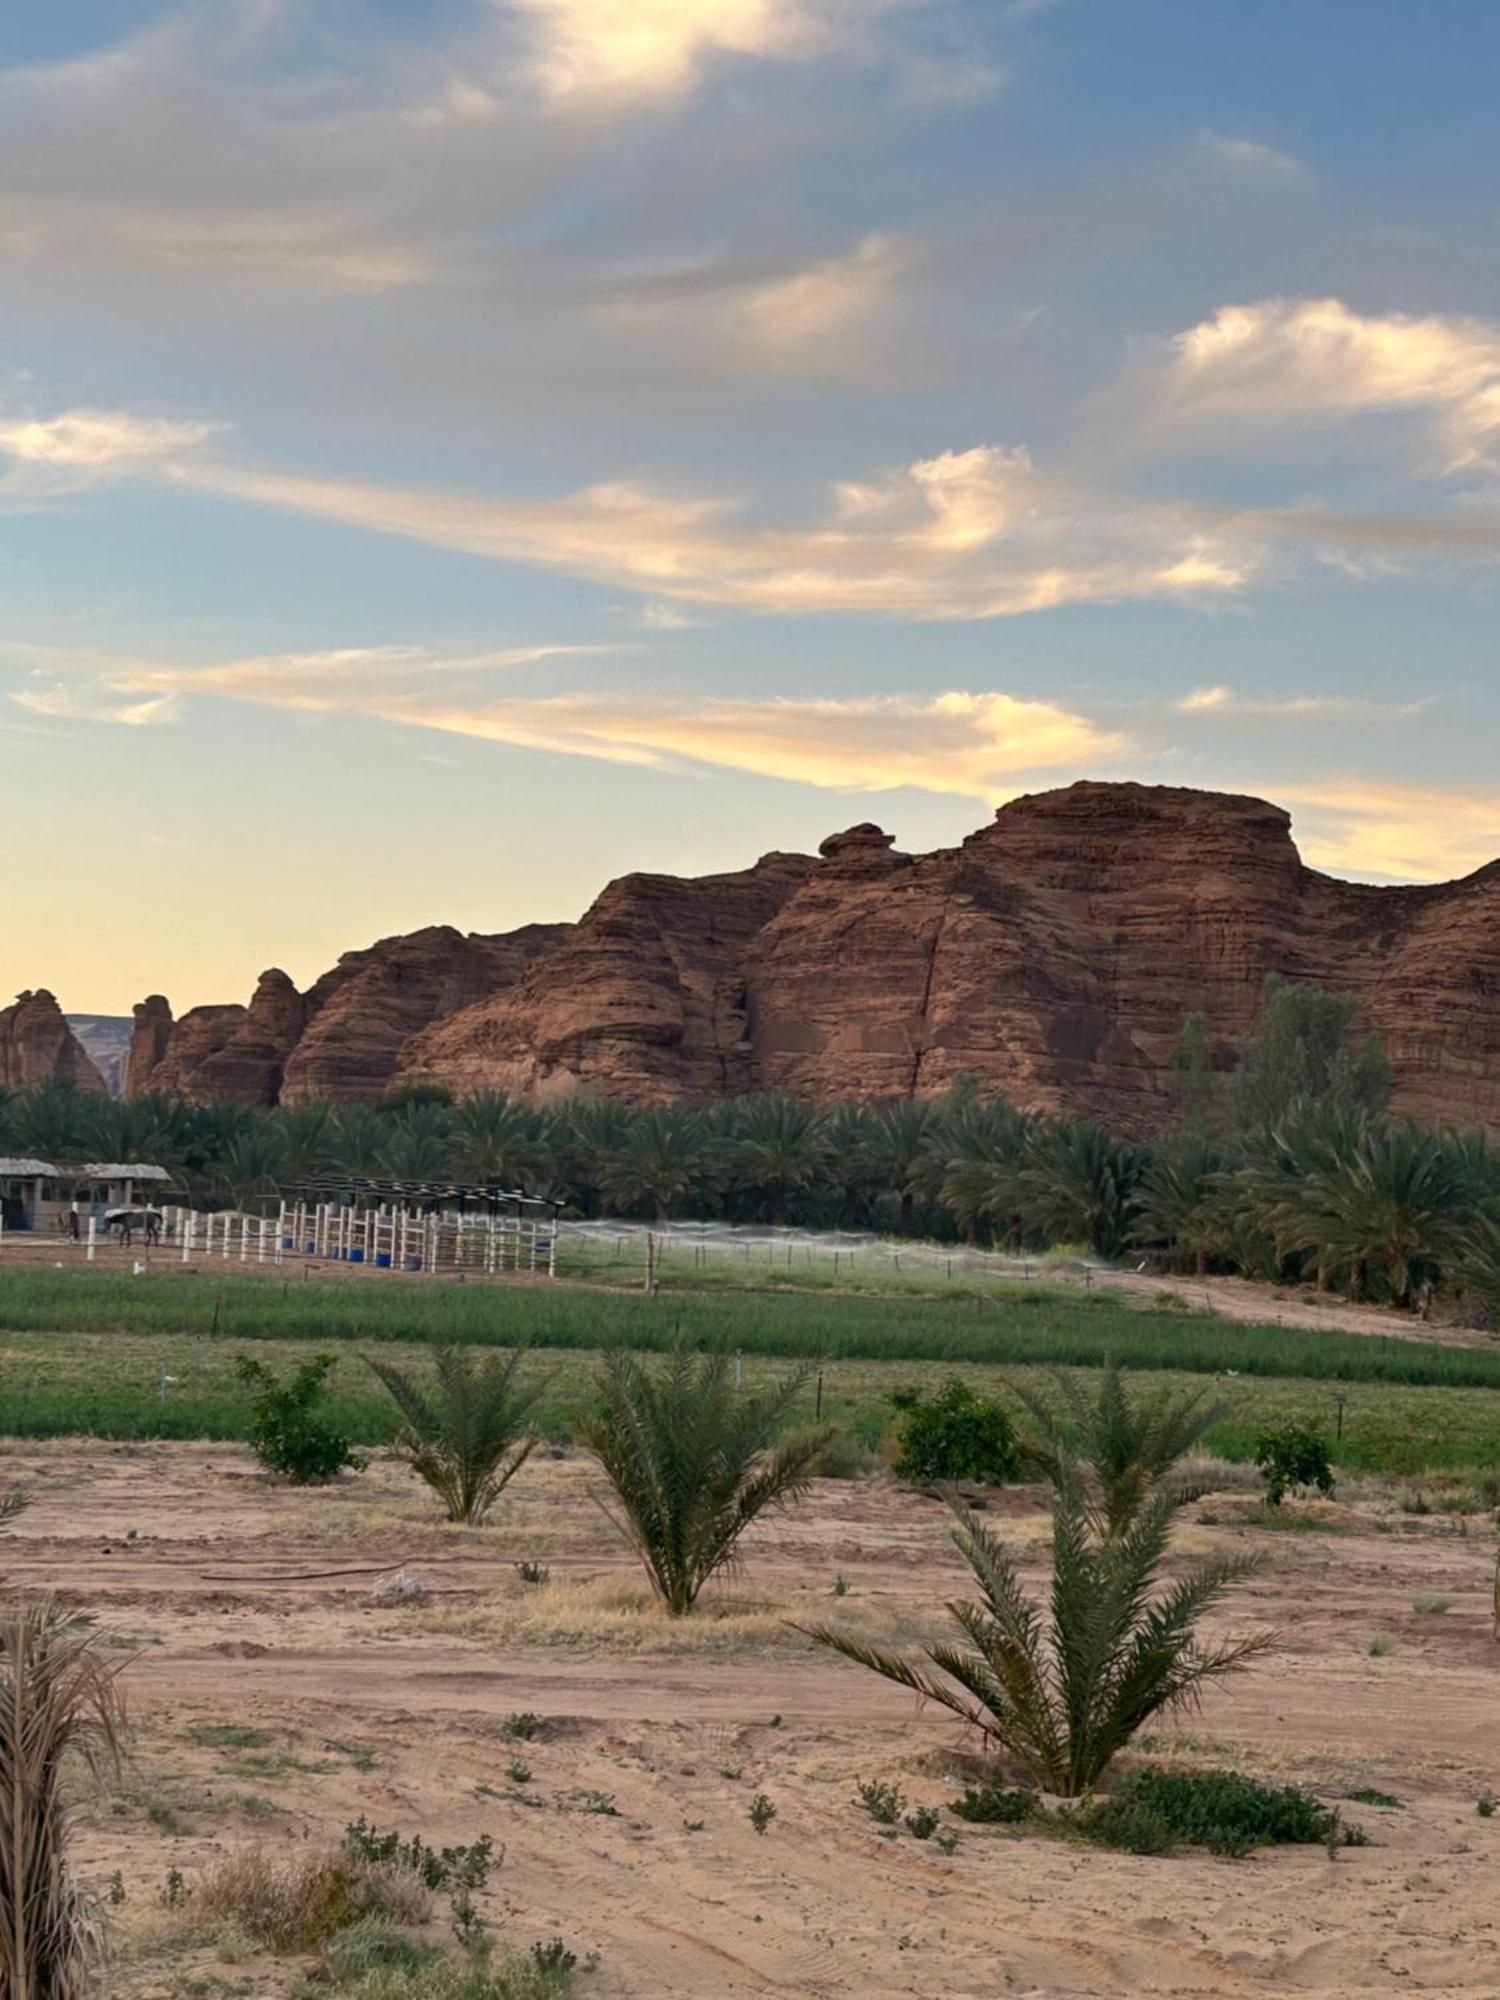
[86,1215,97,1263]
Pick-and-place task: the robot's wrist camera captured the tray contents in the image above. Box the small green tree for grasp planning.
[578,1345,831,1615]
[1224,975,1389,1136]
[1253,1423,1335,1507]
[235,1354,362,1484]
[365,1344,543,1523]
[804,1470,1271,1797]
[890,1381,1020,1485]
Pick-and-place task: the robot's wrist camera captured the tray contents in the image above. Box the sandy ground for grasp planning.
[3,1441,1498,1999]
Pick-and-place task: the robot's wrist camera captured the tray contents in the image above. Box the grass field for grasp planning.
[2,1266,1498,1385]
[3,1268,1500,1474]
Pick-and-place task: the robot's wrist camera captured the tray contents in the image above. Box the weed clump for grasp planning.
[854,1779,905,1825]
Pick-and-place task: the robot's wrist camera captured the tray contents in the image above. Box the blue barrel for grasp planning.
[303,1240,316,1254]
[403,1255,423,1272]
[375,1250,392,1268]
[348,1246,364,1264]
[281,1235,293,1250]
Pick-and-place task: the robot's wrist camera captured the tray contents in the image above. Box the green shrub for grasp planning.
[235,1354,362,1484]
[1253,1423,1334,1507]
[343,1820,495,1892]
[854,1779,905,1825]
[949,1778,1038,1825]
[904,1805,941,1840]
[1088,1768,1360,1857]
[890,1381,1020,1484]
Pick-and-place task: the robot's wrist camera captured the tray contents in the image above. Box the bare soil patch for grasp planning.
[6,1441,1499,1998]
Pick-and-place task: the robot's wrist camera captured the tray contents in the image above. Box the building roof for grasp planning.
[0,1159,61,1178]
[78,1162,174,1182]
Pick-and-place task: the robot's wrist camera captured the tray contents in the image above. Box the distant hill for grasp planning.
[66,1015,134,1098]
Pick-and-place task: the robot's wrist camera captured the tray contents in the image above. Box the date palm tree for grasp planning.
[449,1092,545,1190]
[805,1466,1271,1796]
[600,1106,717,1220]
[1018,1117,1147,1258]
[1009,1362,1224,1537]
[365,1343,543,1523]
[864,1099,941,1236]
[0,1601,126,1999]
[579,1345,832,1615]
[729,1095,831,1226]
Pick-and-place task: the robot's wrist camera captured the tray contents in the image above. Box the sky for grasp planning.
[4,1,1500,1014]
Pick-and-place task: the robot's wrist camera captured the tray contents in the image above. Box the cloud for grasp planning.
[512,0,822,100]
[1150,297,1500,468]
[1176,683,1429,721]
[10,681,180,726]
[1284,780,1500,883]
[105,645,1125,796]
[182,439,1254,619]
[1197,130,1301,177]
[0,408,215,494]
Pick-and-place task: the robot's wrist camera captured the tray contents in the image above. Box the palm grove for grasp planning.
[6,976,1500,1316]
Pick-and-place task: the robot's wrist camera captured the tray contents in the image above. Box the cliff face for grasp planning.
[279,924,570,1102]
[400,856,816,1100]
[51,782,1500,1129]
[0,991,107,1094]
[402,782,1500,1132]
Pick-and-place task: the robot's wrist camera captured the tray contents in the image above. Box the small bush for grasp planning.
[748,1794,776,1835]
[343,1819,495,1892]
[1074,1794,1176,1856]
[855,1779,905,1825]
[810,1431,877,1480]
[905,1805,941,1840]
[949,1778,1038,1825]
[1412,1592,1453,1614]
[1084,1768,1361,1857]
[890,1381,1020,1485]
[235,1355,362,1484]
[504,1713,540,1740]
[1252,1423,1334,1507]
[308,1939,578,1999]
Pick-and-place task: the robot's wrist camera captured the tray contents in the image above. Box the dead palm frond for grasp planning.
[1011,1362,1224,1535]
[0,1600,126,2000]
[365,1344,544,1524]
[578,1345,832,1615]
[804,1463,1271,1796]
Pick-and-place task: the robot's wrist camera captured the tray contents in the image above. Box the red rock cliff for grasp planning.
[0,991,107,1094]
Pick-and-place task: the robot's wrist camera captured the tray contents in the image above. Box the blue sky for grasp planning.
[4,0,1500,1011]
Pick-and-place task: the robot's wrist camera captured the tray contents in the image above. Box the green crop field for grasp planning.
[1,1266,1499,1475]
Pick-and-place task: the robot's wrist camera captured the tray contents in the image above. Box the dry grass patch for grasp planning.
[192,1842,432,1952]
[420,1572,927,1655]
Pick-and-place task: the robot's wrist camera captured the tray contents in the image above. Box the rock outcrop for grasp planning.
[401,782,1500,1132]
[36,783,1500,1130]
[401,857,816,1100]
[0,991,107,1094]
[279,924,569,1102]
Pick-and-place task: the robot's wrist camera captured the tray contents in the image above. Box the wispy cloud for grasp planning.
[1176,683,1430,721]
[1284,779,1500,882]
[105,647,1127,794]
[1197,130,1301,177]
[0,408,215,495]
[10,681,180,726]
[181,440,1253,619]
[513,0,823,101]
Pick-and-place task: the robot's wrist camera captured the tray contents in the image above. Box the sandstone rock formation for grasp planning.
[279,924,569,1102]
[43,782,1500,1130]
[0,991,107,1094]
[401,782,1500,1133]
[401,858,815,1101]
